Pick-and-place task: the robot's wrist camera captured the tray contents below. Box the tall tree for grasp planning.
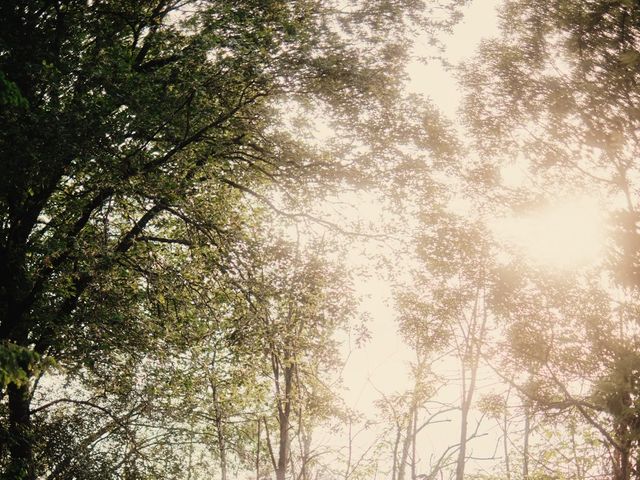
[250,236,352,480]
[461,2,640,478]
[0,0,466,478]
[395,211,494,480]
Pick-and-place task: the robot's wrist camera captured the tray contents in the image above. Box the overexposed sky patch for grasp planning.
[407,0,501,118]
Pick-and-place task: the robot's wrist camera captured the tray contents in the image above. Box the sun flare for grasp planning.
[494,197,606,268]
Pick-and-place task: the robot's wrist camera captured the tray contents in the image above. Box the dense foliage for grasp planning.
[0,0,465,478]
[456,1,640,479]
[5,0,640,479]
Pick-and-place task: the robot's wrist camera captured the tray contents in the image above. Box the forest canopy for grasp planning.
[1,1,639,480]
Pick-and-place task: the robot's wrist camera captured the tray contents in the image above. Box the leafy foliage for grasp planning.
[0,0,470,478]
[459,1,640,478]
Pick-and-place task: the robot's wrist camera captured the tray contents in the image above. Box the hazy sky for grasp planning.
[342,0,502,413]
[408,0,501,118]
[331,4,505,475]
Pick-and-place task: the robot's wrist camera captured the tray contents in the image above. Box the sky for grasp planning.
[341,0,502,412]
[331,2,505,475]
[407,0,501,118]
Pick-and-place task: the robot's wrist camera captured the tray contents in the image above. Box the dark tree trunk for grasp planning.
[6,381,35,480]
[614,447,631,480]
[276,382,291,480]
[275,363,293,480]
[613,428,631,480]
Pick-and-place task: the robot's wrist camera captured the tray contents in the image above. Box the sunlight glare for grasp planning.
[493,197,605,268]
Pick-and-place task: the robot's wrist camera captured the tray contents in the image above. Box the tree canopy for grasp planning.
[4,0,640,479]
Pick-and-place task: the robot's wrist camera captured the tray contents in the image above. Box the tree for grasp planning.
[460,0,640,281]
[249,235,353,480]
[394,211,494,480]
[489,266,640,480]
[460,2,640,478]
[0,0,467,477]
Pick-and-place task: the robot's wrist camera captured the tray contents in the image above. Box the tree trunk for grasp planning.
[503,398,511,480]
[614,447,631,480]
[522,402,530,480]
[210,352,227,480]
[399,396,418,480]
[455,391,469,480]
[411,405,418,480]
[456,285,488,480]
[397,413,412,480]
[215,403,227,480]
[299,424,312,480]
[455,354,472,480]
[276,412,289,480]
[391,423,401,480]
[275,364,293,480]
[6,381,35,480]
[256,419,261,480]
[613,425,631,480]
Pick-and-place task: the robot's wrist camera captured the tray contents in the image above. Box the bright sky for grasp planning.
[491,196,606,268]
[257,1,616,478]
[407,0,501,118]
[322,1,610,477]
[333,2,504,475]
[342,0,502,410]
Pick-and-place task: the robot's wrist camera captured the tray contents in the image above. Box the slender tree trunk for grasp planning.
[411,405,418,480]
[455,380,470,480]
[276,364,293,480]
[215,400,227,480]
[209,351,227,480]
[344,419,353,480]
[398,413,412,480]
[391,423,401,480]
[6,381,35,480]
[455,349,474,480]
[256,419,261,480]
[522,402,530,480]
[300,424,312,480]
[456,284,488,480]
[503,399,511,480]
